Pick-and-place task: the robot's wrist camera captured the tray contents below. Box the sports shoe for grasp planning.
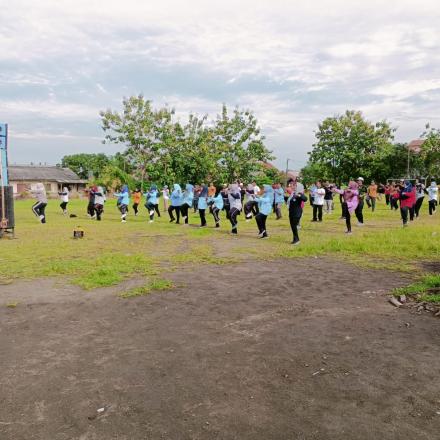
[292,239,300,245]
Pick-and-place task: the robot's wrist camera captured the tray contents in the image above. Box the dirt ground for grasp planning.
[1,258,439,440]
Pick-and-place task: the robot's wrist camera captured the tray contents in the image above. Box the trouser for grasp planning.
[385,194,390,205]
[429,200,437,215]
[275,202,282,219]
[401,206,409,225]
[255,213,267,236]
[391,197,399,210]
[60,201,68,212]
[409,205,415,221]
[118,204,128,218]
[289,214,301,242]
[199,208,207,226]
[133,203,139,215]
[168,205,181,223]
[309,196,314,206]
[355,199,364,223]
[146,202,159,220]
[369,197,376,212]
[415,197,424,217]
[229,207,240,234]
[32,202,47,223]
[212,206,220,226]
[181,203,190,224]
[95,204,104,221]
[193,198,198,213]
[313,204,323,221]
[324,199,333,213]
[163,198,169,212]
[224,204,230,220]
[342,202,351,232]
[87,201,95,217]
[244,200,259,219]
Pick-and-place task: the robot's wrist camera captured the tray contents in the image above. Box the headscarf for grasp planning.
[121,184,128,193]
[173,183,182,192]
[185,183,194,192]
[403,180,413,192]
[199,185,208,198]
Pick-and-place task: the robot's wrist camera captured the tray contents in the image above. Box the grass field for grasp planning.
[1,197,439,290]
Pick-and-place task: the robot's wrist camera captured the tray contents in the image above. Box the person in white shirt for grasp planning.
[427,181,438,215]
[58,186,69,215]
[311,181,325,222]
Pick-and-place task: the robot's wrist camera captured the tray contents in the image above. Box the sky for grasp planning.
[1,0,440,171]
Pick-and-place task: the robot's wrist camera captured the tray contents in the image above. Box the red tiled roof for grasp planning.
[408,139,424,153]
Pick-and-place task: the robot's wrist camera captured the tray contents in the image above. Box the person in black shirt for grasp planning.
[287,182,307,245]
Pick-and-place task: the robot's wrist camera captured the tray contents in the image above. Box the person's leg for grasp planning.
[289,215,300,243]
[133,203,138,215]
[401,207,408,225]
[40,203,47,223]
[260,214,267,237]
[409,205,415,221]
[181,204,188,224]
[429,200,434,215]
[154,204,161,217]
[244,201,252,219]
[275,203,282,219]
[147,203,155,221]
[212,207,220,226]
[252,201,259,216]
[255,212,264,234]
[175,206,181,224]
[229,208,238,234]
[199,208,206,226]
[318,205,323,221]
[385,194,390,205]
[365,197,371,208]
[415,197,423,217]
[355,200,364,224]
[371,197,376,212]
[121,204,127,222]
[168,205,175,221]
[312,205,317,221]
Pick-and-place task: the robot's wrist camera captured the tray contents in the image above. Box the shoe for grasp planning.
[169,218,175,223]
[259,232,268,239]
[345,230,352,234]
[149,220,153,223]
[39,214,44,221]
[311,219,317,222]
[258,230,266,238]
[135,212,138,216]
[297,225,301,230]
[318,219,322,222]
[357,222,364,226]
[291,240,300,245]
[121,219,126,223]
[215,223,220,228]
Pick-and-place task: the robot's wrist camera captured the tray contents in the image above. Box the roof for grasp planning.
[9,165,87,183]
[408,139,424,153]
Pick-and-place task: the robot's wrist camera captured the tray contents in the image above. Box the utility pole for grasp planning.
[285,158,291,186]
[407,143,410,178]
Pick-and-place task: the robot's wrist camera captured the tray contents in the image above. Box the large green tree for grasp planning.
[60,153,110,179]
[421,125,440,177]
[308,110,395,184]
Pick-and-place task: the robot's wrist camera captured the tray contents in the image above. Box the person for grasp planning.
[220,184,230,219]
[162,186,170,212]
[168,184,183,223]
[197,185,209,227]
[383,183,391,206]
[30,182,48,224]
[355,177,366,225]
[181,183,194,225]
[132,188,142,216]
[323,182,334,214]
[228,183,242,234]
[244,183,258,220]
[193,185,200,213]
[427,181,438,215]
[390,183,399,211]
[311,181,325,222]
[414,180,425,218]
[58,187,69,215]
[209,190,224,228]
[145,184,160,222]
[333,181,359,234]
[114,185,130,223]
[367,181,378,212]
[309,182,317,206]
[94,186,106,221]
[287,181,308,245]
[274,183,284,219]
[254,184,274,238]
[399,180,413,227]
[87,186,97,219]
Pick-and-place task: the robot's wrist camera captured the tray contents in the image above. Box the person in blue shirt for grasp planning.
[197,185,209,227]
[209,190,224,228]
[114,185,130,223]
[145,184,160,222]
[181,183,194,225]
[274,183,284,219]
[169,184,183,224]
[254,184,274,238]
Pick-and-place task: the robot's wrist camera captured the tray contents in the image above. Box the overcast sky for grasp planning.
[2,0,440,170]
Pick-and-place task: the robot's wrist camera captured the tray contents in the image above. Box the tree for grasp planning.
[421,125,440,177]
[307,110,395,185]
[60,153,110,179]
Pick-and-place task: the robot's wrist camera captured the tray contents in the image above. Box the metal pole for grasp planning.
[285,158,290,186]
[407,143,410,178]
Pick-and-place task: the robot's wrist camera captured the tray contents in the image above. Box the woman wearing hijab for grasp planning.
[209,189,224,228]
[58,186,69,215]
[227,183,242,234]
[132,188,142,216]
[197,185,209,227]
[181,184,194,225]
[94,186,106,221]
[87,185,97,218]
[427,181,438,215]
[168,184,183,223]
[145,184,160,222]
[287,181,308,245]
[114,184,130,223]
[274,183,284,219]
[254,184,274,238]
[333,181,359,234]
[30,182,48,224]
[398,180,413,227]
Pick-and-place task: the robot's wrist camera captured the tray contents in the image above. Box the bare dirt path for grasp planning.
[1,258,439,440]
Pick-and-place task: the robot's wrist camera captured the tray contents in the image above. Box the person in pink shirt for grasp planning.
[333,181,359,234]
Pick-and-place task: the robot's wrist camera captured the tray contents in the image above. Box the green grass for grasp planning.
[119,278,174,298]
[2,197,439,290]
[393,274,440,303]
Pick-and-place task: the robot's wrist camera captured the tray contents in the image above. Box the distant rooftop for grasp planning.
[9,165,87,183]
[408,139,424,153]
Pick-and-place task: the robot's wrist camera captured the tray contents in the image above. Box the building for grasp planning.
[9,165,87,197]
[408,139,424,153]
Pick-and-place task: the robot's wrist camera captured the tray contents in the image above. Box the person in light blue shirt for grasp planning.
[169,184,183,224]
[145,184,161,222]
[114,184,130,223]
[209,191,224,228]
[254,184,274,238]
[197,185,208,227]
[181,183,194,225]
